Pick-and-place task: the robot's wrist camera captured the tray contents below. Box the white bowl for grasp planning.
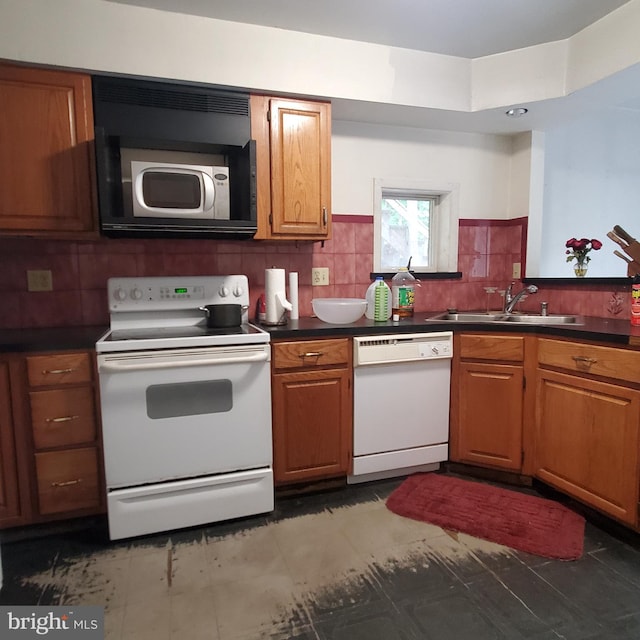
[312,298,367,324]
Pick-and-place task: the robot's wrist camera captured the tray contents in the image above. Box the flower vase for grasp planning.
[574,263,588,277]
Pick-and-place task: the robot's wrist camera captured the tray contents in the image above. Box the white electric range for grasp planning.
[96,275,273,540]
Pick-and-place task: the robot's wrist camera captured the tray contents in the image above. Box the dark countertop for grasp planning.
[1,314,639,353]
[261,313,640,346]
[0,326,108,353]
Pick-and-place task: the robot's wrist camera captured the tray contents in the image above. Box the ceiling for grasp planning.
[110,0,630,58]
[109,0,638,133]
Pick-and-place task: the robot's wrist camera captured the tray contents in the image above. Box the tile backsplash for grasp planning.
[0,216,630,330]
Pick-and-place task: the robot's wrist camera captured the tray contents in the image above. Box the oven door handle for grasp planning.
[99,351,269,372]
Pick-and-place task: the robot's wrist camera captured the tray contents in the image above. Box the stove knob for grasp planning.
[113,288,127,301]
[233,285,244,297]
[219,286,230,297]
[130,288,143,301]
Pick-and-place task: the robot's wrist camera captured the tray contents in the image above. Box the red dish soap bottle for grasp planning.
[631,276,640,326]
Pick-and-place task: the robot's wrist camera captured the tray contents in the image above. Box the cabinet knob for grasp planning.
[572,355,597,365]
[42,368,75,375]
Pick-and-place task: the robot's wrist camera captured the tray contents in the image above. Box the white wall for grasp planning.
[332,121,513,219]
[2,0,640,115]
[508,132,533,217]
[0,0,469,112]
[5,0,640,231]
[538,108,640,277]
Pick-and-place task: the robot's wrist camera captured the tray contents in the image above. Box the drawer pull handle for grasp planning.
[42,368,75,375]
[572,356,597,365]
[51,478,82,488]
[46,415,80,424]
[299,351,324,359]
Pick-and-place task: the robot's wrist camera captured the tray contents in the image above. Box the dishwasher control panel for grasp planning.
[353,332,453,366]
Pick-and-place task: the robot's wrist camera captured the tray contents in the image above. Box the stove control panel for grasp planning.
[108,276,250,311]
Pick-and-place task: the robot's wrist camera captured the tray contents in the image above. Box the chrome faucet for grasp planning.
[504,282,538,313]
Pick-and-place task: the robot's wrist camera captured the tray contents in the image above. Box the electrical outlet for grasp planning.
[512,262,521,279]
[312,267,330,286]
[27,270,53,292]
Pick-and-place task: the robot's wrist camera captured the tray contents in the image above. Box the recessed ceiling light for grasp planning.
[506,107,528,117]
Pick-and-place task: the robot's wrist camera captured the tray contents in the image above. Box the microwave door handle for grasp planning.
[99,350,269,373]
[133,171,152,213]
[202,172,215,212]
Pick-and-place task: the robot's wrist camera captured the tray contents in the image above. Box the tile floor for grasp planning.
[1,475,640,639]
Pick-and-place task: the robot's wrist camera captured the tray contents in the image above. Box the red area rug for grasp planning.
[386,473,585,560]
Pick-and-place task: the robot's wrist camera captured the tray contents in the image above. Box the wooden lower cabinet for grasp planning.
[0,359,21,523]
[455,361,524,470]
[450,333,529,472]
[35,448,101,515]
[535,339,640,527]
[0,349,105,529]
[271,338,352,485]
[26,351,104,520]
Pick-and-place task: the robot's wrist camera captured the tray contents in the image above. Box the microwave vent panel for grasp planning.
[94,80,249,116]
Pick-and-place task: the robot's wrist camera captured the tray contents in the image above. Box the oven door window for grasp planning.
[146,379,232,419]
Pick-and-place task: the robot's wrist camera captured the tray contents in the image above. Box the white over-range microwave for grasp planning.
[122,149,230,221]
[92,75,257,239]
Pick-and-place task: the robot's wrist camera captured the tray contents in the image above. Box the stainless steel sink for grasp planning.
[430,312,505,322]
[427,311,582,325]
[504,314,581,324]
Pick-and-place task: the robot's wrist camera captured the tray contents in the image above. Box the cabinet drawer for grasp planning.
[273,338,350,371]
[35,448,101,515]
[30,387,97,449]
[459,334,524,362]
[27,353,92,387]
[538,338,640,385]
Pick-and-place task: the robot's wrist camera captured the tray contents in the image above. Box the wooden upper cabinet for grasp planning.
[251,95,331,240]
[0,63,97,236]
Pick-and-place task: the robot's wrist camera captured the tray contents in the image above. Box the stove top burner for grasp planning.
[96,275,270,353]
[105,324,263,342]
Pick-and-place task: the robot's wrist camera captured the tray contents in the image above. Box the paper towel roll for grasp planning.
[265,268,291,325]
[289,272,299,320]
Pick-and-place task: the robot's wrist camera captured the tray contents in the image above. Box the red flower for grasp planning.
[565,236,602,265]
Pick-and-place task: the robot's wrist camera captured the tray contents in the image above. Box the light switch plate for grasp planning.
[312,267,330,286]
[27,270,53,292]
[512,262,521,279]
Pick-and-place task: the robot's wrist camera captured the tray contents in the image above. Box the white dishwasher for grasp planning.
[349,331,453,484]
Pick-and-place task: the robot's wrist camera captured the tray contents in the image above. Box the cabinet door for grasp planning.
[0,64,96,234]
[35,448,101,515]
[453,361,524,471]
[30,387,97,449]
[535,369,640,526]
[251,96,331,239]
[0,361,21,523]
[272,368,351,485]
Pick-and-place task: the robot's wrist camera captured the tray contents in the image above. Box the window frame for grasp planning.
[373,178,460,274]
